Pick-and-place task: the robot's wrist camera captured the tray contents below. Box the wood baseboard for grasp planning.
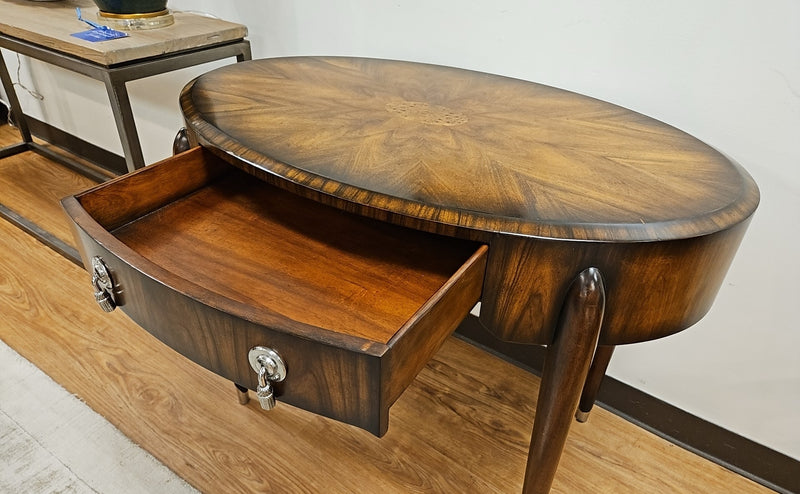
[455,316,799,494]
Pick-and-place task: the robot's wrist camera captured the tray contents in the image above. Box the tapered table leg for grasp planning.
[235,383,250,405]
[173,128,191,155]
[522,267,605,494]
[575,345,615,423]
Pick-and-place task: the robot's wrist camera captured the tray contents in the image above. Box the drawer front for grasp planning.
[77,233,385,433]
[63,148,487,436]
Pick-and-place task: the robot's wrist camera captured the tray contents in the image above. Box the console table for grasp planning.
[0,0,250,177]
[62,57,759,493]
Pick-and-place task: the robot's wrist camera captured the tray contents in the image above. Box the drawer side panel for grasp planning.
[383,245,487,409]
[75,147,227,231]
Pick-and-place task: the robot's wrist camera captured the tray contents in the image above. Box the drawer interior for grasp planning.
[65,147,487,435]
[108,159,480,344]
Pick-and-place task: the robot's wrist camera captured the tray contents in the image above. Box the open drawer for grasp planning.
[61,147,487,436]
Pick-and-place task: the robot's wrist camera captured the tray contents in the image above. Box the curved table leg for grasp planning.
[173,128,191,155]
[575,345,615,423]
[523,267,605,494]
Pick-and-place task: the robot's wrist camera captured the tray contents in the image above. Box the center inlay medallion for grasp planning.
[385,101,468,126]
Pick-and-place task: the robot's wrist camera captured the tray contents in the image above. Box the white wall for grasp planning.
[4,0,798,459]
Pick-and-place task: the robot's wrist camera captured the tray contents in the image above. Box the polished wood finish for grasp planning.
[577,345,616,422]
[478,228,753,345]
[181,57,757,240]
[0,0,247,66]
[0,128,769,492]
[176,57,758,492]
[181,56,759,346]
[0,223,771,494]
[62,147,486,436]
[62,58,759,492]
[172,128,191,155]
[0,126,99,245]
[524,267,605,493]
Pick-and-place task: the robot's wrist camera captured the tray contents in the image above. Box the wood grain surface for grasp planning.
[478,222,752,344]
[524,268,605,493]
[0,126,98,246]
[63,148,486,435]
[0,0,247,66]
[81,150,481,345]
[0,121,770,494]
[0,340,197,493]
[180,57,758,346]
[181,57,759,242]
[0,216,771,493]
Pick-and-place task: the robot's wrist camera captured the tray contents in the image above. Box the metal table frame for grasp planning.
[0,32,251,178]
[0,32,250,265]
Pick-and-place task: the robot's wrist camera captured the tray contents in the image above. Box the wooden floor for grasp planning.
[0,124,771,493]
[0,339,197,493]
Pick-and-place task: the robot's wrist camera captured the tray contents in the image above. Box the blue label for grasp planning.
[71,28,128,42]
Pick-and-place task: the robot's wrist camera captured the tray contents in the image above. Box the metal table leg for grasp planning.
[0,49,33,149]
[102,71,145,173]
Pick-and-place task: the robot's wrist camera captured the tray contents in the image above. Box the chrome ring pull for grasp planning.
[91,256,116,312]
[248,346,287,411]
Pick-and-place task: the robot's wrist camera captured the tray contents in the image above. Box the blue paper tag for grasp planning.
[71,28,128,42]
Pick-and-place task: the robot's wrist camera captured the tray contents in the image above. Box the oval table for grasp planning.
[75,56,760,493]
[179,57,759,493]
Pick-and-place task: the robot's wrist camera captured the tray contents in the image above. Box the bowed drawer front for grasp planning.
[62,147,487,436]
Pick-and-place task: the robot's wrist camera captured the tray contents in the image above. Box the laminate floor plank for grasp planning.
[0,126,99,247]
[0,340,197,494]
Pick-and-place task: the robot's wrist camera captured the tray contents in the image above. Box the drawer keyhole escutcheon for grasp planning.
[248,346,287,410]
[91,256,116,312]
